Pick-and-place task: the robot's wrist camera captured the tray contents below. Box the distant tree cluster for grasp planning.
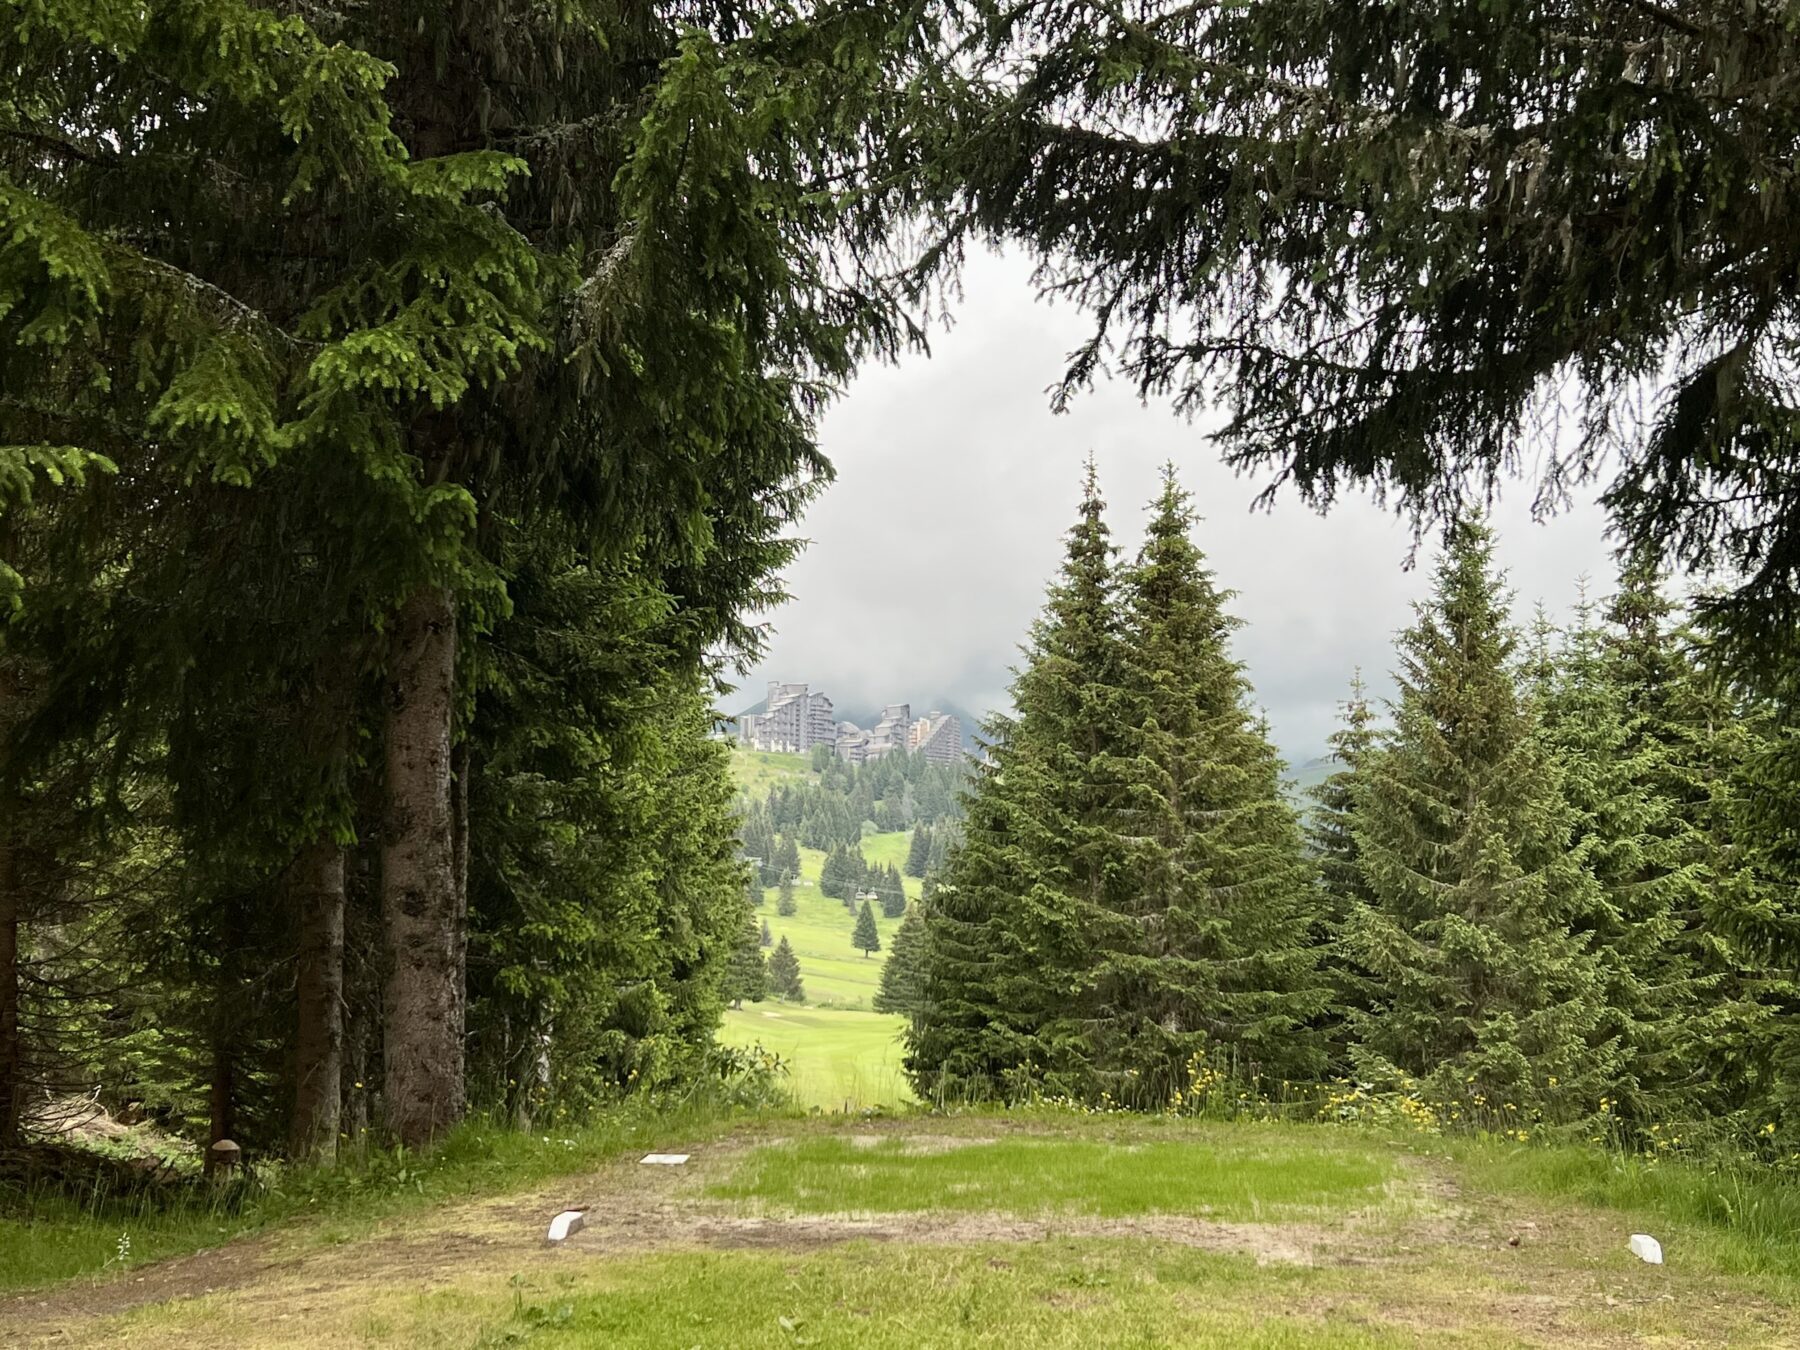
[755,753,967,852]
[819,847,906,918]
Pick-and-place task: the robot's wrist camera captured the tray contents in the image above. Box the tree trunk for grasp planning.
[209,1042,236,1148]
[0,784,19,1153]
[380,583,463,1148]
[290,838,346,1162]
[450,737,469,1055]
[0,568,21,1150]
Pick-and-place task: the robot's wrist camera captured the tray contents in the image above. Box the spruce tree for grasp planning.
[777,873,797,917]
[909,463,1135,1101]
[776,835,801,883]
[905,825,932,878]
[874,909,927,1017]
[853,901,882,959]
[876,865,906,919]
[1308,674,1380,1064]
[761,919,773,949]
[1090,469,1327,1101]
[768,937,805,1004]
[1537,592,1700,1122]
[1308,674,1377,921]
[1343,520,1613,1115]
[725,912,769,1009]
[1601,561,1777,1120]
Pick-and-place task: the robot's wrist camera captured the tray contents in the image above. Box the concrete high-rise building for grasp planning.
[737,682,837,753]
[908,711,963,766]
[866,703,911,759]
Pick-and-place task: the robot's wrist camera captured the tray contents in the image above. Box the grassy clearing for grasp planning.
[718,1005,911,1111]
[728,748,816,797]
[753,838,912,1008]
[709,1127,1399,1221]
[370,1241,1474,1349]
[0,1101,758,1294]
[55,1114,1800,1348]
[1445,1135,1800,1286]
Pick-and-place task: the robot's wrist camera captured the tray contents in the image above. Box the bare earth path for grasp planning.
[6,1117,1797,1348]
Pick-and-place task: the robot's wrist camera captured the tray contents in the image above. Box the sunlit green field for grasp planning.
[718,1005,912,1110]
[753,838,913,1007]
[727,747,816,796]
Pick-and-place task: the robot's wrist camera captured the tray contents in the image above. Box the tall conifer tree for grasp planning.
[1090,470,1327,1101]
[909,463,1134,1101]
[1343,520,1613,1114]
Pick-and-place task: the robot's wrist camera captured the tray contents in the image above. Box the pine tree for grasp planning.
[776,835,801,883]
[1600,561,1778,1121]
[1308,674,1377,920]
[768,937,805,1004]
[905,825,932,878]
[909,463,1135,1101]
[879,865,907,919]
[1089,469,1328,1102]
[725,911,769,1010]
[1342,520,1613,1115]
[777,872,797,917]
[1537,591,1701,1123]
[874,909,928,1017]
[1308,674,1380,1065]
[853,901,881,959]
[761,919,773,949]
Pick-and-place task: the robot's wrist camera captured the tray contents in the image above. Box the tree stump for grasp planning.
[206,1138,241,1178]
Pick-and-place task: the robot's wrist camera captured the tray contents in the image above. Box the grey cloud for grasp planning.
[739,248,1619,764]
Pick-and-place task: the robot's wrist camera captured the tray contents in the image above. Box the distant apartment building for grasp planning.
[908,711,963,766]
[741,689,965,764]
[868,703,911,758]
[737,682,836,753]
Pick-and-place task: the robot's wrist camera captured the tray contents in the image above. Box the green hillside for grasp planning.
[727,746,815,796]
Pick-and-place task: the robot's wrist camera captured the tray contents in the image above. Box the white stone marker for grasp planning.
[1628,1233,1664,1264]
[546,1209,587,1242]
[640,1153,690,1165]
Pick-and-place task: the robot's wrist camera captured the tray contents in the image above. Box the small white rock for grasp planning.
[640,1152,690,1165]
[546,1209,587,1242]
[1628,1233,1663,1265]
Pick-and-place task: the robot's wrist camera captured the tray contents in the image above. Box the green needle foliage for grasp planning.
[910,463,1136,1102]
[874,908,927,1018]
[852,901,881,959]
[911,466,1319,1107]
[1092,469,1326,1102]
[942,0,1800,681]
[767,937,805,1005]
[1341,520,1614,1117]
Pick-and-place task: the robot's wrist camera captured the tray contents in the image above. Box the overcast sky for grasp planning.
[736,248,1619,764]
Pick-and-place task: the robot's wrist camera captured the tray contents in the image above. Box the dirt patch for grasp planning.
[9,1122,1796,1349]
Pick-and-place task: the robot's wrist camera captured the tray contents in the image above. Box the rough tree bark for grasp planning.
[290,837,346,1161]
[0,775,19,1154]
[381,583,462,1148]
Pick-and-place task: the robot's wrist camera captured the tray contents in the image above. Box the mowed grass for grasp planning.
[25,1115,1800,1347]
[754,838,912,1008]
[718,1006,912,1110]
[728,747,816,796]
[361,1242,1460,1350]
[710,1127,1398,1221]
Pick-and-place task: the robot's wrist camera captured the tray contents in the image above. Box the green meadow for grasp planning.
[28,1114,1800,1348]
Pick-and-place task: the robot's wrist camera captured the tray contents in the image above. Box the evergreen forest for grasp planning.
[907,468,1800,1159]
[10,7,1800,1336]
